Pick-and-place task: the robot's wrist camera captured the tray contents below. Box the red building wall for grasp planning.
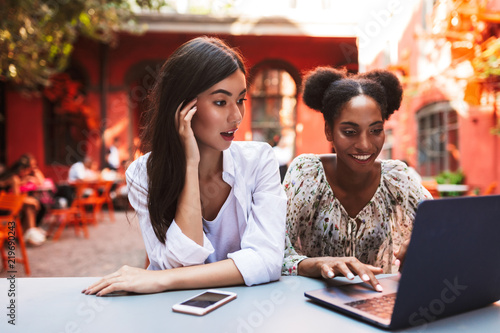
[5,91,44,166]
[5,26,499,194]
[368,1,500,195]
[4,32,356,180]
[459,106,500,193]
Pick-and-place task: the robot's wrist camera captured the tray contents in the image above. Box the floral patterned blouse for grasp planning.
[282,154,433,276]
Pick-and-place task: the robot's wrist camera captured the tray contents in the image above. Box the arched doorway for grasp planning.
[249,60,300,181]
[124,60,164,160]
[417,101,459,176]
[43,63,93,166]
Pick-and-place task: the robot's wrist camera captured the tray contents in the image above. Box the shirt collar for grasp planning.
[222,147,235,186]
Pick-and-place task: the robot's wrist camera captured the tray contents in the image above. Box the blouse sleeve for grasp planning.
[383,160,433,247]
[227,144,287,286]
[126,157,214,270]
[281,155,318,276]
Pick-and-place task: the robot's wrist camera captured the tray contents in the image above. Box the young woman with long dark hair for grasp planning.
[83,36,286,296]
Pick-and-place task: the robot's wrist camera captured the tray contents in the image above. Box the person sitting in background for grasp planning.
[54,157,98,208]
[102,160,129,210]
[0,163,15,193]
[0,156,46,246]
[19,153,45,187]
[19,153,56,208]
[68,157,98,182]
[106,137,121,171]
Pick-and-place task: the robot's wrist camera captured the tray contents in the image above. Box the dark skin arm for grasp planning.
[394,238,411,272]
[298,257,384,292]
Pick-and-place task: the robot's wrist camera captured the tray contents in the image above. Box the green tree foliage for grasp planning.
[0,0,169,90]
[472,37,500,80]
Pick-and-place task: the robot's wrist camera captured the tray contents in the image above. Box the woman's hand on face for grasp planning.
[175,99,199,165]
[394,239,411,272]
[82,265,165,296]
[319,257,384,292]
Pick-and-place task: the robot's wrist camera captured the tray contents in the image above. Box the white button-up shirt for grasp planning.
[126,141,286,286]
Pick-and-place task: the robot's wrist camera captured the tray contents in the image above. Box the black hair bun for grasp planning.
[303,67,346,111]
[357,70,402,117]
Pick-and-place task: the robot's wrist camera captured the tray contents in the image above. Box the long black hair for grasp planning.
[139,36,246,244]
[302,67,403,127]
[0,154,31,181]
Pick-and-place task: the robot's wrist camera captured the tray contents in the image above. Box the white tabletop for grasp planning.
[1,276,499,332]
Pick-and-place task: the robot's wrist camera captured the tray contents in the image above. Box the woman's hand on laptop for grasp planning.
[298,257,384,292]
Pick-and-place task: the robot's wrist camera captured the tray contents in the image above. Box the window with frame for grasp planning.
[417,102,459,176]
[250,67,297,150]
[43,68,92,166]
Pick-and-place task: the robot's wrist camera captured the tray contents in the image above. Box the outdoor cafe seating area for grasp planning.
[0,176,127,276]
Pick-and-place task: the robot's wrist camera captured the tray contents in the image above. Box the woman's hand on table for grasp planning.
[82,265,166,296]
[299,257,384,292]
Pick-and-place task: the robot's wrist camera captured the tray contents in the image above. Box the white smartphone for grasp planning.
[172,289,237,316]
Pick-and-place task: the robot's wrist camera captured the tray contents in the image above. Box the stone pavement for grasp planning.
[0,210,146,279]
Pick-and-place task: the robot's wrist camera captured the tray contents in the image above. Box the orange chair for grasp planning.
[0,192,31,275]
[90,180,115,222]
[48,181,97,241]
[484,182,497,195]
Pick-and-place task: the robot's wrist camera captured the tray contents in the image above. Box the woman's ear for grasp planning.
[324,122,333,142]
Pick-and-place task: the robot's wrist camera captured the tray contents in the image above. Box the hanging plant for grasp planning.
[435,170,465,185]
[43,73,98,130]
[472,37,500,80]
[471,37,500,136]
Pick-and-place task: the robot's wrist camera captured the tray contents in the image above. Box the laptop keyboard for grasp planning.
[345,293,397,320]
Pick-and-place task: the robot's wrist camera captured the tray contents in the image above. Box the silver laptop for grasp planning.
[305,195,500,330]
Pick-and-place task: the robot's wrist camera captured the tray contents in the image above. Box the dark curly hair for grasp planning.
[302,66,403,126]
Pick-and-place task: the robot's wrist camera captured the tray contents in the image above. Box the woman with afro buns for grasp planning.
[282,67,432,292]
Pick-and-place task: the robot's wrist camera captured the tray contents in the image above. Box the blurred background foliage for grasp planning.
[472,37,500,79]
[0,0,170,91]
[435,169,466,197]
[435,170,465,185]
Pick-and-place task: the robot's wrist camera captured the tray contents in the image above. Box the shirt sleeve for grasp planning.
[226,144,287,286]
[383,160,433,248]
[69,163,85,181]
[281,155,313,276]
[126,157,214,270]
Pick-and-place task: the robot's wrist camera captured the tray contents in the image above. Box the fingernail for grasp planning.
[96,292,101,297]
[395,259,401,266]
[362,274,370,281]
[347,273,355,279]
[376,284,383,292]
[327,271,334,278]
[81,289,86,293]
